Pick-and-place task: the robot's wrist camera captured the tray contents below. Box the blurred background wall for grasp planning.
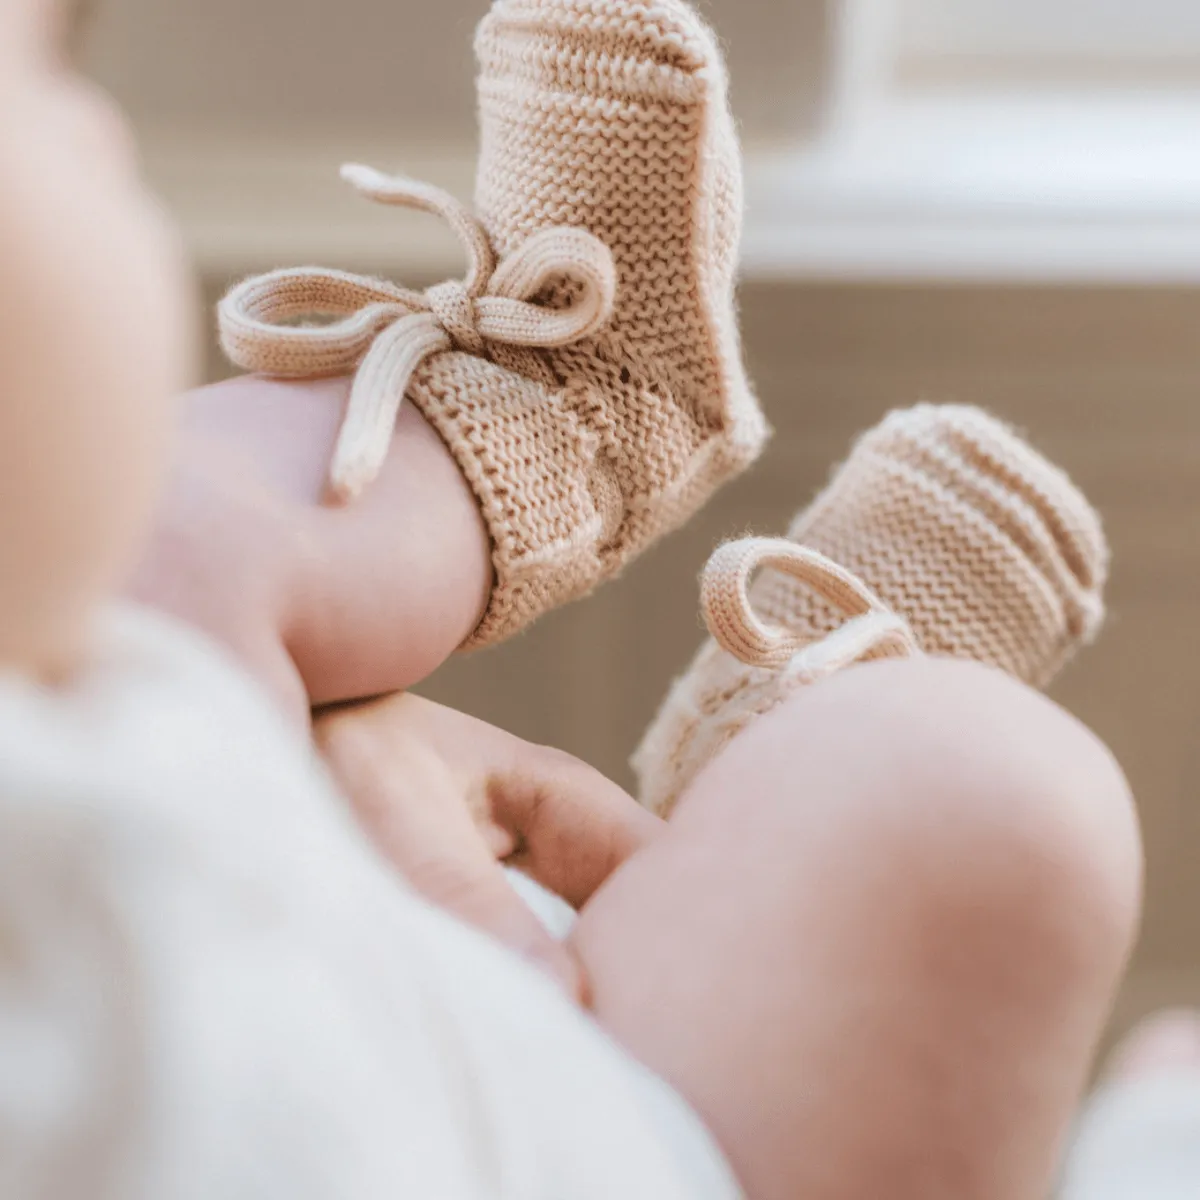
[86,0,1200,1048]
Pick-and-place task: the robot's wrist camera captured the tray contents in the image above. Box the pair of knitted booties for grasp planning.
[219,0,1108,812]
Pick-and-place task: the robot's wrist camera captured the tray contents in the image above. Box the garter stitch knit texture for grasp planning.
[634,405,1109,816]
[219,0,768,648]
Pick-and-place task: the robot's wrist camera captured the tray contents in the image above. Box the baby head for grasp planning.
[0,0,195,679]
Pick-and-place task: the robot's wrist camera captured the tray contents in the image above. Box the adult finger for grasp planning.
[490,743,666,909]
[316,708,587,999]
[340,694,667,907]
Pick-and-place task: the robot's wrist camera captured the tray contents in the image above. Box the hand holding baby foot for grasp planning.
[315,693,664,1002]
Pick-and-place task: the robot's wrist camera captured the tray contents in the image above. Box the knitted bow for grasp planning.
[700,538,921,681]
[219,164,619,501]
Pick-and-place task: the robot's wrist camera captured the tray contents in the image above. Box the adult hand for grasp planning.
[315,692,664,1003]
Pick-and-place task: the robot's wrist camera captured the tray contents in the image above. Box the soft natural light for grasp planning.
[740,0,1200,281]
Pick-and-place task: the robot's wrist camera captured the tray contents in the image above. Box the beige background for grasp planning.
[88,0,1200,1046]
[86,0,830,144]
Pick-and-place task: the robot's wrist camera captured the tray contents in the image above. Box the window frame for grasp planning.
[736,0,1200,283]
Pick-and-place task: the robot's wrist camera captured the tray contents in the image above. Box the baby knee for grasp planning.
[853,657,1143,988]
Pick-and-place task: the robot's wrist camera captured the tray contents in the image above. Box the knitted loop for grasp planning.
[217,163,619,502]
[700,537,921,677]
[426,280,486,355]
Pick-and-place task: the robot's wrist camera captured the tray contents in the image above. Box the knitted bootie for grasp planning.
[634,404,1109,816]
[219,0,768,648]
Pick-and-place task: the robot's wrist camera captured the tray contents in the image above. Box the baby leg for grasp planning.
[133,0,769,716]
[128,374,493,720]
[572,657,1142,1200]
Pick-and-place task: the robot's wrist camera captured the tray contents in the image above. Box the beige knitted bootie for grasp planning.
[219,0,767,648]
[634,404,1109,816]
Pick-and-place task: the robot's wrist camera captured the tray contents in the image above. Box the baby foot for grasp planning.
[635,404,1108,815]
[1105,1009,1200,1082]
[220,0,768,649]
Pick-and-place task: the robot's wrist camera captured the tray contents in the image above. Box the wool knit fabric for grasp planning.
[634,404,1109,816]
[219,0,768,648]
